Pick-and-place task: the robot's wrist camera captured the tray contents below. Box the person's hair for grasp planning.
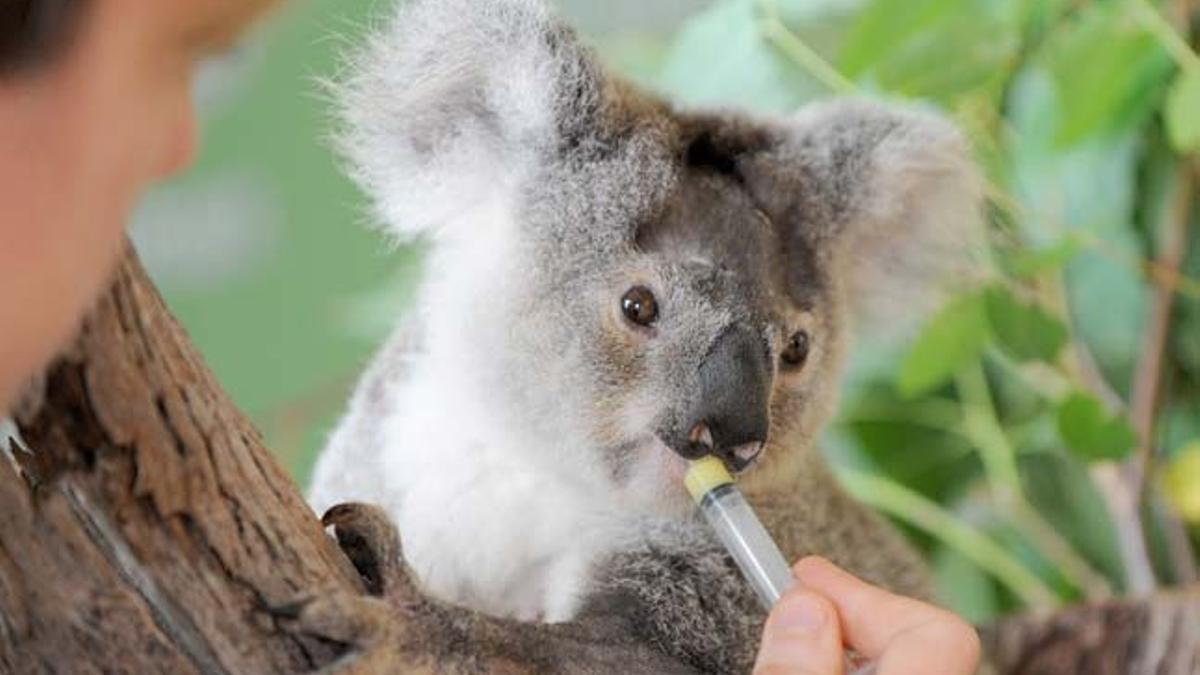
[0,0,87,75]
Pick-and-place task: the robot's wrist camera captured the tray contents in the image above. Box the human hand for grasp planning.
[754,556,981,675]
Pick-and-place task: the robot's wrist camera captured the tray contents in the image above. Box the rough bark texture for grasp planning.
[1,246,1198,673]
[1,247,364,673]
[982,586,1200,674]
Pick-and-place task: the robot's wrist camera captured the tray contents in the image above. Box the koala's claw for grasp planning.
[264,596,314,621]
[321,502,410,599]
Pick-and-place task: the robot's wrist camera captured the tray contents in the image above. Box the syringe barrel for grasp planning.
[697,483,795,610]
[697,482,877,675]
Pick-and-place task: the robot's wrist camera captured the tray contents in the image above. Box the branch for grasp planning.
[1126,163,1198,582]
[982,583,1200,673]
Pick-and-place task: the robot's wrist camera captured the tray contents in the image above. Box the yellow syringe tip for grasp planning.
[684,455,733,502]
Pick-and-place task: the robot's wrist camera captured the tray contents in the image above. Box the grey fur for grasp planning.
[310,0,982,671]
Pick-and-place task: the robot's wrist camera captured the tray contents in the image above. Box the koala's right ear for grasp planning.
[741,99,985,332]
[335,0,608,241]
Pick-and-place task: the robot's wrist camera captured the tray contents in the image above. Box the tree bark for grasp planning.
[1,245,364,674]
[982,586,1200,674]
[1,246,1197,673]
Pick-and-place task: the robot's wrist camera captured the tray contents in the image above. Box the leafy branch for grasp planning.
[747,0,1200,609]
[838,468,1058,608]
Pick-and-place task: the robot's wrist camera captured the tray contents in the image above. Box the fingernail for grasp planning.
[774,593,827,634]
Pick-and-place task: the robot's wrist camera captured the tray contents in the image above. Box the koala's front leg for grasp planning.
[283,503,700,674]
[581,520,767,674]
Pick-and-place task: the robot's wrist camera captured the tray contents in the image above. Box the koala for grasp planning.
[306,0,982,671]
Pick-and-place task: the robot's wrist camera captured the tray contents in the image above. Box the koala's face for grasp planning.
[588,171,831,483]
[507,118,852,510]
[339,0,981,512]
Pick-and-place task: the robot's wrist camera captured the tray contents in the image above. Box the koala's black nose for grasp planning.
[674,324,771,471]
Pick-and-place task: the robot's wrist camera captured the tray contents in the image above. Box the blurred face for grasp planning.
[0,0,277,411]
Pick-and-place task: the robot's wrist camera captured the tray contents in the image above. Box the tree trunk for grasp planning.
[1,246,1197,673]
[1,245,363,674]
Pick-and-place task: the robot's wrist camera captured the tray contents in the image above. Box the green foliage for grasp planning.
[1007,70,1149,384]
[896,293,990,398]
[999,234,1083,278]
[984,287,1067,363]
[652,0,1200,618]
[840,0,1020,102]
[1021,451,1126,583]
[1056,392,1138,462]
[1166,68,1200,151]
[894,284,1066,397]
[1044,2,1173,146]
[658,0,831,110]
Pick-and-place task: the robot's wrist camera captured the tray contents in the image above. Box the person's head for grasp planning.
[0,0,277,411]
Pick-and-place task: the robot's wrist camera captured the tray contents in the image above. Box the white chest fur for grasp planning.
[394,371,631,621]
[308,199,633,621]
[310,360,628,623]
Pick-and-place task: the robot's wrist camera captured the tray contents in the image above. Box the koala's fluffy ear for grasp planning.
[746,99,985,330]
[336,0,604,240]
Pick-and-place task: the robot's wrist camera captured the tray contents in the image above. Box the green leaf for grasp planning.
[840,0,1018,103]
[1166,68,1200,152]
[840,0,961,77]
[897,293,990,398]
[1056,392,1138,462]
[999,235,1084,278]
[1044,3,1174,146]
[983,287,1067,363]
[1020,451,1125,584]
[839,384,978,504]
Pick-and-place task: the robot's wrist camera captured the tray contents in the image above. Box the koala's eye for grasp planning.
[621,286,659,326]
[781,330,810,369]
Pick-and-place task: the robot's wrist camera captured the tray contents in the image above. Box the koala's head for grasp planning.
[339,0,982,512]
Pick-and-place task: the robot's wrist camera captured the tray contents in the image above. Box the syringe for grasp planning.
[684,455,794,609]
[684,456,874,674]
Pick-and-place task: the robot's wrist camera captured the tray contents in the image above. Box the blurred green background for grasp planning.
[137,0,1200,622]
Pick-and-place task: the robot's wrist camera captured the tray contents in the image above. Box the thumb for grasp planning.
[754,589,844,675]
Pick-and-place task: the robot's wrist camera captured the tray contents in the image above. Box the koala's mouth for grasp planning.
[637,433,764,488]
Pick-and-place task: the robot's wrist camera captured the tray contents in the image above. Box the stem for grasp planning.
[1128,0,1200,72]
[1130,168,1193,495]
[756,0,858,94]
[957,362,1021,501]
[957,361,1114,599]
[1090,464,1158,592]
[1046,256,1159,592]
[837,468,1057,608]
[1125,161,1199,583]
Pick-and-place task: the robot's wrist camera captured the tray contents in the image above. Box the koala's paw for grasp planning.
[321,502,419,604]
[270,591,395,646]
[269,591,421,675]
[266,503,436,674]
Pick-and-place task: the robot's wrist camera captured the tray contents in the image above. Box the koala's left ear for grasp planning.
[743,99,985,329]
